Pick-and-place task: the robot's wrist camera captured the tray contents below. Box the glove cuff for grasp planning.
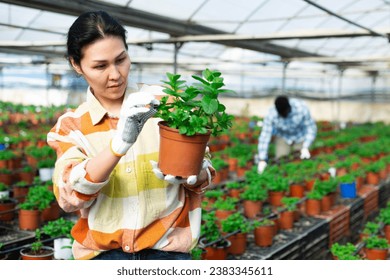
[110,136,132,157]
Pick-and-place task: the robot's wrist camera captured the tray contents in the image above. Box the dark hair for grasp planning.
[275,95,291,118]
[66,10,127,65]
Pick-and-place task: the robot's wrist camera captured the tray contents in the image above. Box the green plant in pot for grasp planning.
[199,211,231,259]
[19,229,54,260]
[363,235,389,260]
[281,196,300,211]
[330,242,360,260]
[361,221,380,236]
[42,217,75,260]
[221,212,252,234]
[155,69,234,178]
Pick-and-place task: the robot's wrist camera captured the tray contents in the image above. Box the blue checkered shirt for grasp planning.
[258,98,317,161]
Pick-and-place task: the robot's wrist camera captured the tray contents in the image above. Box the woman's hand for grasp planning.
[111,91,159,156]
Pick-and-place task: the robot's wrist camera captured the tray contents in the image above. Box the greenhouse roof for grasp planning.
[0,0,389,95]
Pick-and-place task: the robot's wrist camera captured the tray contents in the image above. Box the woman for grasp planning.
[47,10,214,260]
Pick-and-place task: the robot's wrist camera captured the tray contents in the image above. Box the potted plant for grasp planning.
[18,185,56,230]
[338,174,357,198]
[155,69,234,177]
[12,180,30,203]
[253,218,275,247]
[363,235,389,260]
[267,176,289,206]
[0,168,12,186]
[0,182,9,199]
[20,229,54,260]
[360,221,380,241]
[220,212,252,255]
[210,157,229,184]
[305,189,323,216]
[240,185,268,219]
[279,196,300,230]
[213,196,238,221]
[378,206,390,243]
[330,242,361,260]
[37,158,56,182]
[42,217,75,260]
[190,246,206,260]
[199,211,231,260]
[0,188,17,222]
[224,181,242,198]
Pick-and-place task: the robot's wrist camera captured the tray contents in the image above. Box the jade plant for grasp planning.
[155,69,235,136]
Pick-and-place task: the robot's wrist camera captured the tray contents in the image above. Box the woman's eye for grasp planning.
[117,57,125,64]
[94,64,106,69]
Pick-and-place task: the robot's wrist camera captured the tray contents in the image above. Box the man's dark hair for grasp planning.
[275,95,291,118]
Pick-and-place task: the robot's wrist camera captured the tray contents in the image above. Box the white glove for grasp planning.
[150,159,212,186]
[111,91,159,156]
[300,148,311,159]
[257,161,267,174]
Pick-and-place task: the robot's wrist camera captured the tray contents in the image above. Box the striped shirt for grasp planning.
[47,87,212,260]
[258,98,317,161]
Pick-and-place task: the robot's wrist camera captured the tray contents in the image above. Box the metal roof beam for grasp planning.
[0,0,318,58]
[302,0,390,40]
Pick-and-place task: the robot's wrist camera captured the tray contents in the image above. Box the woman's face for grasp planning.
[72,36,131,105]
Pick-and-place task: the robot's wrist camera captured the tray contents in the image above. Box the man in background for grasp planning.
[257,95,317,174]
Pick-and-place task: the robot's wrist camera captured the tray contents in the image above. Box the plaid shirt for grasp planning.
[47,87,213,260]
[258,98,317,161]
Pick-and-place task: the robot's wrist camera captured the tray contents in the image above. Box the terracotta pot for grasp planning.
[12,185,30,203]
[215,209,234,222]
[305,199,321,216]
[19,209,41,230]
[228,189,240,199]
[305,179,316,192]
[158,121,210,178]
[213,167,229,184]
[236,166,247,177]
[18,171,35,185]
[254,225,274,247]
[321,194,332,212]
[228,158,238,173]
[384,225,390,244]
[20,246,54,260]
[227,232,247,255]
[268,191,284,207]
[0,199,16,221]
[0,173,12,186]
[289,184,305,198]
[364,247,388,260]
[243,200,262,219]
[279,211,294,230]
[199,238,231,260]
[41,202,61,222]
[366,172,379,185]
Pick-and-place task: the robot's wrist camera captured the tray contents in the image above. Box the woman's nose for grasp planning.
[108,65,120,80]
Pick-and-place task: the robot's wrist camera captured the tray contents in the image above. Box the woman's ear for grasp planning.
[70,58,83,75]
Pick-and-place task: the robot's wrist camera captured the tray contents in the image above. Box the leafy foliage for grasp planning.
[156,69,234,136]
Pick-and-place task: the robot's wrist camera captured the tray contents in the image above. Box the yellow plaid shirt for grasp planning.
[47,87,211,260]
